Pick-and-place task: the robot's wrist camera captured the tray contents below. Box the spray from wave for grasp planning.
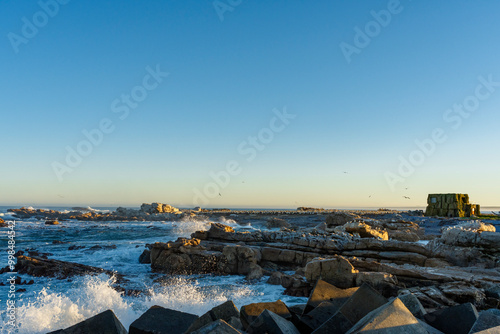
[0,274,268,334]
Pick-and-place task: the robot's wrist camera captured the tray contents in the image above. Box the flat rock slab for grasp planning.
[48,310,127,334]
[240,300,291,329]
[346,298,429,334]
[304,279,358,314]
[424,303,478,334]
[129,305,198,334]
[15,255,120,279]
[246,309,300,334]
[190,319,242,334]
[187,300,239,332]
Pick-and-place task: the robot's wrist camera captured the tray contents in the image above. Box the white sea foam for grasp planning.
[170,218,211,238]
[0,273,296,334]
[0,275,135,334]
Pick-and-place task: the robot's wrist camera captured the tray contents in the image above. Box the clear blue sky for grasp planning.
[1,0,499,208]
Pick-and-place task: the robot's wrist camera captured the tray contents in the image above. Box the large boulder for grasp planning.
[48,310,127,334]
[344,221,388,240]
[469,310,500,334]
[240,300,291,330]
[398,293,427,319]
[150,238,221,275]
[303,279,358,314]
[206,223,235,240]
[266,217,291,229]
[246,309,300,334]
[220,245,262,278]
[300,301,342,332]
[424,303,478,334]
[190,319,241,334]
[305,256,358,288]
[325,212,360,227]
[129,305,198,334]
[186,300,240,333]
[312,283,388,333]
[139,249,151,264]
[441,221,498,249]
[345,298,430,334]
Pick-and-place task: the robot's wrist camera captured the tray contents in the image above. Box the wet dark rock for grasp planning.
[303,279,358,315]
[190,319,241,334]
[45,219,60,225]
[469,310,500,333]
[89,244,117,250]
[129,305,198,334]
[48,309,127,334]
[68,245,86,251]
[240,300,292,330]
[300,301,341,332]
[27,250,53,259]
[186,300,239,333]
[266,217,291,229]
[312,283,388,334]
[398,293,427,319]
[139,249,151,264]
[15,255,121,279]
[247,309,300,334]
[424,303,479,334]
[346,298,430,334]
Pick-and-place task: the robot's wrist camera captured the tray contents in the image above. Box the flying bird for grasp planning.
[403,196,411,200]
[219,193,222,197]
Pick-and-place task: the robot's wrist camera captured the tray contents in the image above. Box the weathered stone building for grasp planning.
[425,193,480,217]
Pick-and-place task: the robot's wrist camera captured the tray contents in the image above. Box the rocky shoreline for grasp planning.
[7,203,500,333]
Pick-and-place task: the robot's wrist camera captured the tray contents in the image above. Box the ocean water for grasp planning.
[1,205,499,333]
[0,208,306,334]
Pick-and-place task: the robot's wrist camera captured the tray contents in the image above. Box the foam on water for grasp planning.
[0,273,302,334]
[0,275,135,334]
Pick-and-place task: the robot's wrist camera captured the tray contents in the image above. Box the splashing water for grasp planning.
[0,273,292,334]
[0,275,135,334]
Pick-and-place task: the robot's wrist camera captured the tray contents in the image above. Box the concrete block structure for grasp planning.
[425,193,480,217]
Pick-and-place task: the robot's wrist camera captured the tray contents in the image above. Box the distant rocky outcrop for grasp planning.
[139,202,181,214]
[8,203,183,221]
